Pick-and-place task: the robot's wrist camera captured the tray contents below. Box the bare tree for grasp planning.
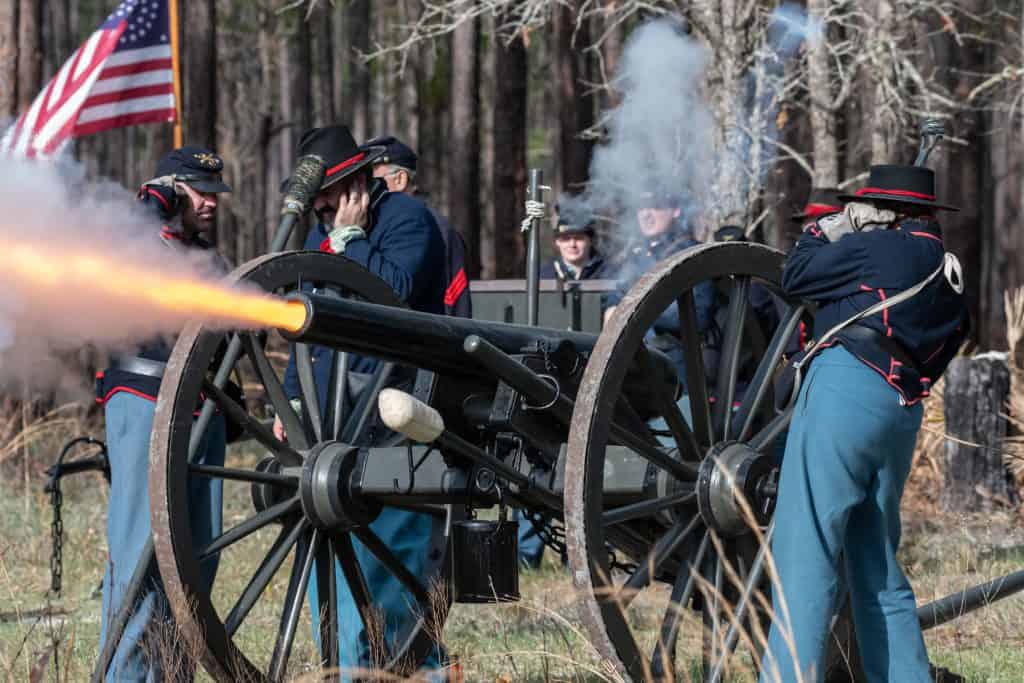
[490,17,528,278]
[16,0,41,112]
[0,0,17,120]
[449,16,482,277]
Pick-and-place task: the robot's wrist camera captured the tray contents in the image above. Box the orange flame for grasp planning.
[1,242,307,332]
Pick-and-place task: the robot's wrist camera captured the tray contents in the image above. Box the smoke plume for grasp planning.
[0,158,276,397]
[559,6,820,250]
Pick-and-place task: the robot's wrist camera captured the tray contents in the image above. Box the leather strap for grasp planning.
[842,324,921,373]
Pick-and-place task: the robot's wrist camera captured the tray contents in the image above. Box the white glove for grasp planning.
[815,212,855,242]
[327,225,366,254]
[289,398,302,418]
[844,201,895,232]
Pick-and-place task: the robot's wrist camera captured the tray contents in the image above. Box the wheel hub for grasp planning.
[299,441,379,529]
[696,441,775,536]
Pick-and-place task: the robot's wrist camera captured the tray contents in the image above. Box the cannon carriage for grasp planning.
[136,161,1024,683]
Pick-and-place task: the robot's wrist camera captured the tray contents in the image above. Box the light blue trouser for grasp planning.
[516,509,546,569]
[759,346,930,683]
[308,507,445,681]
[99,392,226,683]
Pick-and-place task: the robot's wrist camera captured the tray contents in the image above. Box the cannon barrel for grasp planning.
[280,292,678,390]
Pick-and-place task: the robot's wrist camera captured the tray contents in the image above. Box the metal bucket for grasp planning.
[450,518,520,603]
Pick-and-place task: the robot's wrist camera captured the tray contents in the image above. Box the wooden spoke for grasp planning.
[620,515,702,609]
[352,526,431,605]
[188,463,297,487]
[712,277,750,441]
[198,497,300,562]
[651,531,711,679]
[200,378,303,466]
[342,361,394,445]
[268,527,319,682]
[677,291,714,448]
[733,305,804,442]
[295,343,323,443]
[642,349,702,461]
[224,521,305,638]
[323,351,350,441]
[602,489,696,527]
[242,333,310,451]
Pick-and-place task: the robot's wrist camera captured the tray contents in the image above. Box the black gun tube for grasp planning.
[280,292,679,396]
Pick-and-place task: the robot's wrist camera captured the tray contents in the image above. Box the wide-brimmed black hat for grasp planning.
[838,165,959,212]
[792,187,843,221]
[155,145,231,193]
[289,125,386,191]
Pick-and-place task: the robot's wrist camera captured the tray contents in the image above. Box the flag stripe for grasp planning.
[73,31,106,81]
[103,44,171,67]
[73,109,176,138]
[92,69,172,94]
[84,83,173,109]
[77,94,175,125]
[99,59,173,79]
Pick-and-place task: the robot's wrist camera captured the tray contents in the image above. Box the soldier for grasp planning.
[604,192,715,385]
[96,146,232,682]
[759,165,969,682]
[274,124,448,676]
[363,134,472,318]
[540,213,611,281]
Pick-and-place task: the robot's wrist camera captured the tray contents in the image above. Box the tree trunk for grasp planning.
[554,2,594,194]
[869,0,895,164]
[0,0,18,119]
[312,2,335,127]
[183,0,216,148]
[806,0,838,187]
[940,356,1019,512]
[448,16,481,278]
[16,0,41,112]
[342,0,371,139]
[491,28,528,279]
[295,11,312,136]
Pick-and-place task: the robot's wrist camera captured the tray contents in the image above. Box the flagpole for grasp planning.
[169,0,183,147]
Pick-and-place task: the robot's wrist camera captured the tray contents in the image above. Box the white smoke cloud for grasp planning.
[0,157,265,397]
[559,6,820,249]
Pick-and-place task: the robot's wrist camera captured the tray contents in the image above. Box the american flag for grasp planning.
[0,0,177,160]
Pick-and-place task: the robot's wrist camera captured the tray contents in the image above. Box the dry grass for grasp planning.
[3,306,1024,682]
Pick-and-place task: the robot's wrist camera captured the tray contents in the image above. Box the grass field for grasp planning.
[0,431,1022,682]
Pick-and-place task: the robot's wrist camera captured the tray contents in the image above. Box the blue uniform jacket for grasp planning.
[604,230,715,389]
[283,191,446,404]
[782,216,969,404]
[540,251,612,281]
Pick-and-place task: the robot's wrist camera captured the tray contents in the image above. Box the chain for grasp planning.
[526,511,567,563]
[49,477,64,595]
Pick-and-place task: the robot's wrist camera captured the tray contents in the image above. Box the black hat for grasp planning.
[714,225,747,242]
[554,217,595,237]
[363,135,417,172]
[155,145,231,193]
[293,125,385,191]
[838,165,959,212]
[792,187,843,221]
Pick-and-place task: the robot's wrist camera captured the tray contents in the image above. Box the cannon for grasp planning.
[145,242,1024,682]
[129,155,1023,683]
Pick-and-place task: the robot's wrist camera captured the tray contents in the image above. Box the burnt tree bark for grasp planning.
[940,356,1020,512]
[490,28,528,279]
[312,2,335,126]
[0,0,18,119]
[448,16,481,278]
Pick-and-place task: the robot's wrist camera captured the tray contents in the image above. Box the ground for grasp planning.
[0,433,1022,682]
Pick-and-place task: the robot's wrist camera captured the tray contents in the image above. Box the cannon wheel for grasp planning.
[150,251,453,682]
[566,242,814,682]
